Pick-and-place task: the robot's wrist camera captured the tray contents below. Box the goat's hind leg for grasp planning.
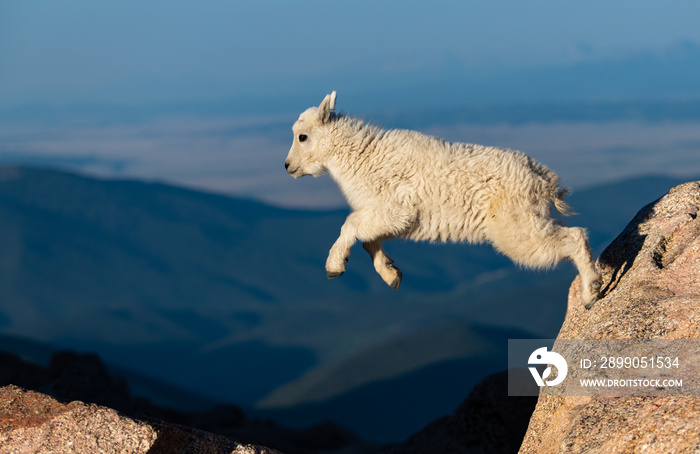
[523,224,602,308]
[363,240,402,290]
[488,213,601,307]
[563,226,602,308]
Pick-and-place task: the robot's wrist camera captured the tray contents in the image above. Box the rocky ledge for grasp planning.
[520,181,700,453]
[0,350,361,453]
[0,384,280,454]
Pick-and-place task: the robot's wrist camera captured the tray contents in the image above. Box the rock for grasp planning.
[0,385,282,454]
[0,350,363,453]
[519,181,700,454]
[386,371,537,454]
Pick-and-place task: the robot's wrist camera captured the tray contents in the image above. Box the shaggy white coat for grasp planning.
[285,92,601,306]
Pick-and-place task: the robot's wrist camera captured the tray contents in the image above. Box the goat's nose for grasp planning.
[284,161,290,170]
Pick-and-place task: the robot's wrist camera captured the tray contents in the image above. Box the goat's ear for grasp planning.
[318,91,337,124]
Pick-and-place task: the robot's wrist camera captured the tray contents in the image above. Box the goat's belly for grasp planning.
[403,205,489,244]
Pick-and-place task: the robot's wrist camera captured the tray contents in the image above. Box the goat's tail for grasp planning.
[545,170,575,216]
[552,186,575,216]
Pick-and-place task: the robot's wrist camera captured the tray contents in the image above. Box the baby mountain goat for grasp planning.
[285,92,602,307]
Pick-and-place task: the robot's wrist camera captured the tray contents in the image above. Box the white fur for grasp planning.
[285,92,602,305]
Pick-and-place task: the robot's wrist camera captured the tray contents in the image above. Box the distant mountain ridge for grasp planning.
[255,322,535,442]
[0,164,696,441]
[259,322,525,409]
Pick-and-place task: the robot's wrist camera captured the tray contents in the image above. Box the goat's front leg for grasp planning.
[326,211,364,279]
[363,240,402,290]
[326,208,412,289]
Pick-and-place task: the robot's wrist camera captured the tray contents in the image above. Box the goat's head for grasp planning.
[285,91,336,178]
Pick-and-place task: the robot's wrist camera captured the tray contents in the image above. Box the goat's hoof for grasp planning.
[327,270,344,279]
[584,297,598,310]
[591,280,602,290]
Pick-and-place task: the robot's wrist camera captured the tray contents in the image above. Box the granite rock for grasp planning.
[519,181,700,454]
[0,384,282,454]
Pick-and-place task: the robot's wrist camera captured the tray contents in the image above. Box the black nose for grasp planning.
[284,161,290,170]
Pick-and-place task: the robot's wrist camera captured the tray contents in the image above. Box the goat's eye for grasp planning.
[298,134,308,142]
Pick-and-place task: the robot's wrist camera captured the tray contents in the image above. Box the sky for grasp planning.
[1,1,700,207]
[3,1,700,107]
